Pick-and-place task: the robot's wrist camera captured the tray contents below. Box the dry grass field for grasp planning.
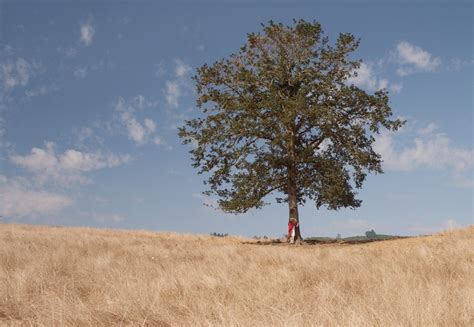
[0,223,473,326]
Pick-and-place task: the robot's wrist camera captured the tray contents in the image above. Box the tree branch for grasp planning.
[307,135,326,152]
[257,180,286,199]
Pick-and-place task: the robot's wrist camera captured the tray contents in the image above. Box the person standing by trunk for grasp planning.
[288,218,298,244]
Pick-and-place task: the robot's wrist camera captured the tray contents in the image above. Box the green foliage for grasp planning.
[252,235,269,240]
[305,233,404,242]
[179,19,405,216]
[210,232,228,238]
[365,229,377,239]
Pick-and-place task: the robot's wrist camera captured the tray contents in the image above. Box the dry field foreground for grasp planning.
[0,223,473,326]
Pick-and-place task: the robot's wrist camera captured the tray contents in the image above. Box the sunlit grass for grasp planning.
[1,223,472,326]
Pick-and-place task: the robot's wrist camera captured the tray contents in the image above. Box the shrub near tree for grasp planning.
[179,20,404,242]
[365,229,377,239]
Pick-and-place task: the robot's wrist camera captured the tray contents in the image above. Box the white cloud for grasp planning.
[25,85,48,97]
[120,110,147,145]
[73,67,88,79]
[447,58,463,72]
[417,122,438,135]
[447,58,474,72]
[57,46,78,58]
[164,81,181,108]
[79,18,95,47]
[153,136,164,145]
[347,62,377,90]
[77,127,93,146]
[377,78,388,90]
[73,125,105,151]
[0,115,6,148]
[0,175,73,218]
[374,124,473,187]
[10,141,131,186]
[115,97,162,146]
[394,41,441,76]
[346,62,402,94]
[174,59,191,77]
[0,57,31,91]
[144,118,156,132]
[25,84,59,98]
[389,82,403,94]
[134,94,145,107]
[154,62,166,77]
[161,59,192,109]
[72,60,113,80]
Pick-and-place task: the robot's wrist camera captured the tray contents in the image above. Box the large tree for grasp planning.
[178,20,404,241]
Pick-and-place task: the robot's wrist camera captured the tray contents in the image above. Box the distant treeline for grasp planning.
[210,232,228,237]
[210,230,410,242]
[306,230,410,242]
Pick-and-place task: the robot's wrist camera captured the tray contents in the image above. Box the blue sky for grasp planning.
[0,0,472,238]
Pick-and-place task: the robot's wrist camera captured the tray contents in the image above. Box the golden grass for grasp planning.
[0,223,473,326]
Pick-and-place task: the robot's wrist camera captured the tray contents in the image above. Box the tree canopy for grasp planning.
[179,20,404,238]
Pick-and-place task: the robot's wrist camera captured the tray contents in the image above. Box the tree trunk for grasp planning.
[288,164,302,243]
[286,119,302,243]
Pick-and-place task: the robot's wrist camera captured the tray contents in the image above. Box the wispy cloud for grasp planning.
[394,41,441,76]
[417,122,438,135]
[79,17,95,47]
[164,81,181,108]
[57,46,78,58]
[0,57,32,91]
[70,119,117,152]
[25,84,59,98]
[174,59,191,77]
[446,58,474,72]
[115,96,162,146]
[10,141,131,186]
[346,62,402,94]
[374,123,473,188]
[71,60,115,80]
[0,49,53,109]
[0,175,74,218]
[347,62,377,90]
[75,126,103,150]
[0,54,45,148]
[389,82,403,94]
[154,62,166,77]
[143,118,156,132]
[73,67,88,79]
[0,116,7,149]
[162,59,192,109]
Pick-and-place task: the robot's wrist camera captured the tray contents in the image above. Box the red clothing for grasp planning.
[288,221,296,237]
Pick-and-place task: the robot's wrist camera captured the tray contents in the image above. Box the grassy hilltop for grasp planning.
[1,223,473,326]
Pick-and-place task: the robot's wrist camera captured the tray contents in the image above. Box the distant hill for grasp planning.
[305,233,410,244]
